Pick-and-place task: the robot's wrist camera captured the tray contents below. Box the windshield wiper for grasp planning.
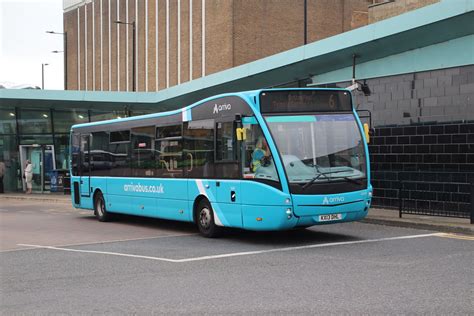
[332,176,363,185]
[301,169,349,190]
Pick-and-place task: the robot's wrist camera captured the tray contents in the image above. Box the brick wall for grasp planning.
[64,0,370,91]
[350,66,474,127]
[370,122,474,208]
[340,65,474,209]
[368,0,439,24]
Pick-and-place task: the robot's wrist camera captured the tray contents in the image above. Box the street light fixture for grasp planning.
[41,63,49,90]
[113,20,136,92]
[46,31,68,90]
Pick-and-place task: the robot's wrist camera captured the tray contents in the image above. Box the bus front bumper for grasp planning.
[291,189,371,227]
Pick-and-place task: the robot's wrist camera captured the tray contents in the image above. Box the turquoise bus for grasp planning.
[70,88,372,237]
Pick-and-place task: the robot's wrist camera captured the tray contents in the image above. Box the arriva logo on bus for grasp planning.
[213,103,232,114]
[323,196,345,205]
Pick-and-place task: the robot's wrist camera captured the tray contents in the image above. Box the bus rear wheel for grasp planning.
[196,199,221,238]
[94,191,113,222]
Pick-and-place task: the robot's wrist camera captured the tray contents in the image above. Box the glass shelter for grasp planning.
[0,92,175,193]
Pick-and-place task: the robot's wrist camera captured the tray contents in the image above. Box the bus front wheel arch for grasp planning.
[93,190,113,222]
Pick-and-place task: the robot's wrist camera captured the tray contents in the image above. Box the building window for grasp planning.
[0,108,17,134]
[53,110,89,133]
[18,109,52,134]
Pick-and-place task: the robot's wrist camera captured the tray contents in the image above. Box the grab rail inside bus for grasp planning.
[187,153,193,172]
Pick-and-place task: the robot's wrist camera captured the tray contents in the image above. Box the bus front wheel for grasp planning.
[94,191,113,222]
[196,199,221,238]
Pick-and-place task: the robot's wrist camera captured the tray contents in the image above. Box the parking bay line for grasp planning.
[18,233,442,263]
[1,233,198,253]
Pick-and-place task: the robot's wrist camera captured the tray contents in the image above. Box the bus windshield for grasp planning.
[265,114,366,185]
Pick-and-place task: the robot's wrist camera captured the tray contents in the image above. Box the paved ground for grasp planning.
[1,199,473,314]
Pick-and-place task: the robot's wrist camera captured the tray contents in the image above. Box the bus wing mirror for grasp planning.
[363,123,370,144]
[236,127,247,141]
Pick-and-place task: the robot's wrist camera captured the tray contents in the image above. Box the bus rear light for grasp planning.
[286,208,292,219]
[256,217,263,221]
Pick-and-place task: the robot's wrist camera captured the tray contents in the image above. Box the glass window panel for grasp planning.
[0,108,17,134]
[54,134,70,170]
[156,124,183,178]
[71,133,80,176]
[131,126,156,177]
[216,121,239,179]
[130,110,153,117]
[19,135,53,145]
[19,109,52,134]
[80,135,90,176]
[216,122,236,161]
[265,114,366,184]
[0,135,21,192]
[90,132,112,176]
[183,120,214,178]
[110,130,130,143]
[108,140,131,177]
[90,110,127,122]
[241,120,279,183]
[156,125,182,138]
[53,110,89,133]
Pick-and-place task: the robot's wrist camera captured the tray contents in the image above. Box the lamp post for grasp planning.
[41,63,49,90]
[113,20,136,92]
[46,31,68,90]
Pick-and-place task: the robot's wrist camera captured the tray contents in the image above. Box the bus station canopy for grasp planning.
[1,0,473,113]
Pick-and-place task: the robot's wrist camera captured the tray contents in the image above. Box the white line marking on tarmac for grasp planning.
[1,233,197,253]
[18,233,442,263]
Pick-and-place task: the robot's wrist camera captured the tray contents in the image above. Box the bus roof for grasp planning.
[70,87,350,130]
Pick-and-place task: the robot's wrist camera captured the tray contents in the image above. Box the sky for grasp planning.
[0,0,64,90]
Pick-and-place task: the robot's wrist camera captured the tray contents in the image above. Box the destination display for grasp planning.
[259,90,352,113]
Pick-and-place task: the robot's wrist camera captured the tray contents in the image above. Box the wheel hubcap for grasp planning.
[199,207,211,229]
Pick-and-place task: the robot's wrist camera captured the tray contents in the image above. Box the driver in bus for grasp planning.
[251,136,272,172]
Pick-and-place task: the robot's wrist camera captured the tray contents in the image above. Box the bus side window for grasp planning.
[131,126,156,177]
[156,124,183,178]
[109,130,131,177]
[241,122,279,183]
[215,121,239,179]
[90,131,111,176]
[183,120,214,178]
[71,132,80,176]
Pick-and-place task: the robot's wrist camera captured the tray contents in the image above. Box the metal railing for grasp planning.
[398,171,474,224]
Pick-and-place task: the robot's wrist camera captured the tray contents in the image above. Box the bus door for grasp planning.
[214,120,242,228]
[80,134,91,197]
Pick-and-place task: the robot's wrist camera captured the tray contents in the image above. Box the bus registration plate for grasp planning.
[319,214,342,221]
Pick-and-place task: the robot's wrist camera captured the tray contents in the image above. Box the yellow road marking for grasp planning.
[436,233,474,241]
